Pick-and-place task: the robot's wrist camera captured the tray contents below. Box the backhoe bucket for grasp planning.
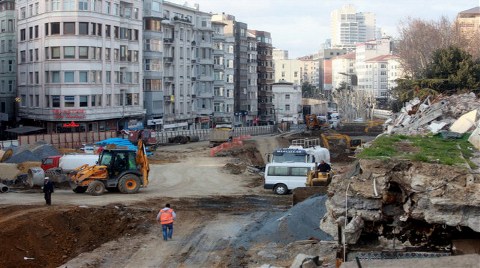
[292,186,328,205]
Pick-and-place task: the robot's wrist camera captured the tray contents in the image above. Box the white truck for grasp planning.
[28,154,99,187]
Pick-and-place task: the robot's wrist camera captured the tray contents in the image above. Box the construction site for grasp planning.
[1,93,480,267]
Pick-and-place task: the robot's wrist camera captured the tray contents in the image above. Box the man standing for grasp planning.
[43,177,54,205]
[318,160,331,173]
[156,204,176,241]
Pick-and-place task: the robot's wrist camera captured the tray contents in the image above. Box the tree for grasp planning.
[301,82,317,98]
[397,17,468,78]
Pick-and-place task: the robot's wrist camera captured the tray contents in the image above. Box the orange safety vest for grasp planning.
[159,208,174,224]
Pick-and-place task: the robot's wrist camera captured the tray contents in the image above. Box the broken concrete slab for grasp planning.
[450,109,478,134]
[469,126,480,150]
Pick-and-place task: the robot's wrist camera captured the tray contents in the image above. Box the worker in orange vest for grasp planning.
[156,203,177,241]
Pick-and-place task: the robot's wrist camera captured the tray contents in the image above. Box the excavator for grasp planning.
[292,165,333,205]
[320,132,362,154]
[69,138,150,195]
[305,114,329,130]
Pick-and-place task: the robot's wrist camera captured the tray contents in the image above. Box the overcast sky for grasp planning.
[170,0,479,58]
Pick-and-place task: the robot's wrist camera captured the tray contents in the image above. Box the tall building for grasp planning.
[143,0,164,129]
[161,2,213,130]
[246,31,258,125]
[212,14,257,126]
[0,0,16,132]
[314,48,347,91]
[250,30,274,124]
[16,0,145,133]
[330,4,375,50]
[211,20,234,125]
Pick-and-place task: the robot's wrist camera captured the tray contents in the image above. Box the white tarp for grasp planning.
[450,109,478,134]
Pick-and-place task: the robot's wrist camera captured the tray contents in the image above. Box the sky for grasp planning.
[170,0,480,59]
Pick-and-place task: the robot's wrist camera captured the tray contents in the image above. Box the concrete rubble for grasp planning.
[385,93,480,136]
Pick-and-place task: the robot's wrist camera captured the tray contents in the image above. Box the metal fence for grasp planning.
[0,140,18,149]
[18,130,117,148]
[153,125,275,144]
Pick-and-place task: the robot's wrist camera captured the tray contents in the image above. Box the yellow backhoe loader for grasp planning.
[69,139,150,195]
[292,165,333,205]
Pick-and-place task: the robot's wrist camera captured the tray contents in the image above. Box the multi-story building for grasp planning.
[272,48,288,60]
[161,2,213,130]
[331,52,356,89]
[250,30,274,124]
[246,31,258,125]
[315,48,347,91]
[330,4,376,50]
[143,0,164,129]
[273,59,303,85]
[272,80,302,124]
[212,14,257,126]
[0,0,16,132]
[456,7,480,40]
[16,0,145,133]
[211,20,234,125]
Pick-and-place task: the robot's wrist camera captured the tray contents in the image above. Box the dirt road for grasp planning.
[0,136,337,267]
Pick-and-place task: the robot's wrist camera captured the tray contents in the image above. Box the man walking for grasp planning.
[43,177,54,205]
[156,204,176,241]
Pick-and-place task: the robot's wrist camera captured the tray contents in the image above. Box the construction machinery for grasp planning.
[292,167,333,205]
[69,139,150,195]
[305,114,329,130]
[320,132,362,153]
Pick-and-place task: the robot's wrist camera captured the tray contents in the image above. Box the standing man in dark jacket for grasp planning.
[43,177,54,205]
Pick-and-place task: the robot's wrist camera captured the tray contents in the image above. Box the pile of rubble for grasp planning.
[385,93,480,137]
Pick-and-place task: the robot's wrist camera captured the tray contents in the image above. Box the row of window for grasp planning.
[0,19,15,33]
[0,80,15,93]
[19,46,140,63]
[19,22,140,41]
[20,93,140,108]
[0,39,15,54]
[18,70,140,85]
[19,0,139,20]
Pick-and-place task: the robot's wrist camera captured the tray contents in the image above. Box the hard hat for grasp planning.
[44,177,50,180]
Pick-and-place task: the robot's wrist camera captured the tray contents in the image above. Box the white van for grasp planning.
[264,162,316,195]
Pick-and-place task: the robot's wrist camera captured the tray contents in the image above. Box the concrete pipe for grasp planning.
[27,167,45,187]
[0,183,9,193]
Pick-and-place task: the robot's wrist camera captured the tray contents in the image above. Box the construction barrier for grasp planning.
[210,135,251,156]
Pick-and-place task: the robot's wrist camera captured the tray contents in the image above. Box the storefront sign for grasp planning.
[54,109,86,119]
[63,121,80,128]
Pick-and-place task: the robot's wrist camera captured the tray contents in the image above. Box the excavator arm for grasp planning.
[136,139,150,187]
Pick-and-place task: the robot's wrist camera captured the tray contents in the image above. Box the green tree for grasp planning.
[301,82,316,98]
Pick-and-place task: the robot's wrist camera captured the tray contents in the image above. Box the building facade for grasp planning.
[250,30,274,124]
[0,0,16,131]
[456,7,480,40]
[272,80,302,124]
[16,0,145,133]
[331,52,356,90]
[330,4,375,50]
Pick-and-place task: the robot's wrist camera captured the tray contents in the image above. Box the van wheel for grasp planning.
[274,184,288,195]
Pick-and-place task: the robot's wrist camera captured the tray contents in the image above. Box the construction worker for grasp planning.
[43,177,54,205]
[156,203,176,241]
[317,160,331,173]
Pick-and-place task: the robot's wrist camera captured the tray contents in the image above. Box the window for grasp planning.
[29,27,33,39]
[52,95,60,107]
[20,29,26,41]
[79,22,88,35]
[80,96,88,107]
[35,72,39,84]
[51,22,60,34]
[63,0,75,10]
[78,0,88,11]
[20,50,26,63]
[64,22,75,34]
[64,46,75,58]
[51,71,60,83]
[79,71,88,82]
[64,96,75,107]
[51,0,60,11]
[79,47,88,59]
[105,2,111,14]
[20,7,26,19]
[105,25,111,37]
[29,49,33,62]
[285,94,290,100]
[45,23,49,35]
[64,71,74,82]
[105,48,111,60]
[51,47,60,59]
[285,104,290,111]
[35,25,39,38]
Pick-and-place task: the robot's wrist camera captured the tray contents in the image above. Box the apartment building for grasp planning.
[331,52,356,89]
[0,0,15,131]
[272,48,288,60]
[250,30,274,125]
[315,48,347,91]
[143,0,164,128]
[456,7,480,40]
[272,80,302,124]
[355,37,392,92]
[331,4,376,50]
[161,1,213,130]
[246,31,258,125]
[211,20,234,125]
[16,0,145,133]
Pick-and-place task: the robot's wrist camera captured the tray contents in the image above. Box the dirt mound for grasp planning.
[224,163,247,174]
[0,205,152,268]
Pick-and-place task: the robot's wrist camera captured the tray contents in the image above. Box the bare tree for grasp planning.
[397,17,468,79]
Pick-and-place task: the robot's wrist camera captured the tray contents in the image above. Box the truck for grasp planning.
[27,154,100,187]
[69,139,149,195]
[267,138,330,164]
[209,123,233,147]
